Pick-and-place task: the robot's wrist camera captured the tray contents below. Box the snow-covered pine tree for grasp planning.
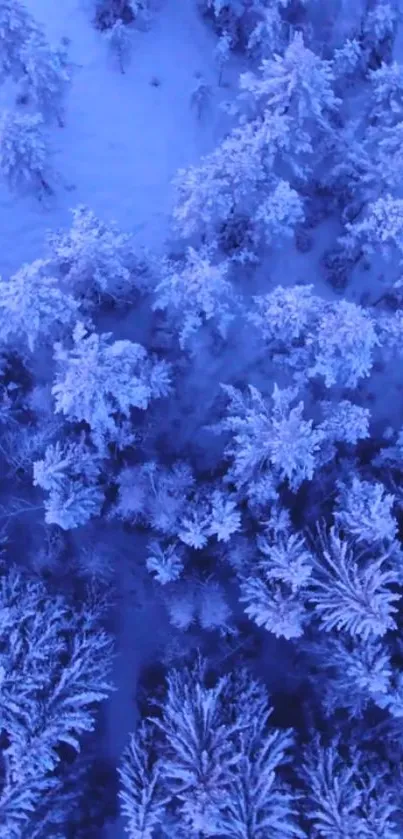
[119,722,171,839]
[18,33,71,126]
[300,738,400,838]
[210,383,325,499]
[33,438,104,529]
[52,322,172,446]
[307,526,400,639]
[334,477,397,545]
[46,205,145,300]
[0,259,78,352]
[0,110,52,195]
[0,0,40,82]
[239,31,340,129]
[153,247,236,348]
[0,568,114,836]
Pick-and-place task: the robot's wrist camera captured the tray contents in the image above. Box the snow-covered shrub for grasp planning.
[19,34,71,125]
[105,18,133,73]
[47,205,148,300]
[0,259,78,352]
[0,568,114,836]
[153,247,237,348]
[52,323,172,445]
[240,32,340,128]
[307,526,400,639]
[0,0,40,81]
[33,438,104,529]
[210,383,326,498]
[0,110,52,194]
[301,738,400,838]
[335,477,397,545]
[177,497,211,549]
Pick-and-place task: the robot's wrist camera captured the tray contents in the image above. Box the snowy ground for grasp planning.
[0,0,235,277]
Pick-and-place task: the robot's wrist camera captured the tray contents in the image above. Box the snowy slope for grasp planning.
[0,0,234,277]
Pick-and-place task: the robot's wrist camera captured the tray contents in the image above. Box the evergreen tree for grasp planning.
[0,111,52,195]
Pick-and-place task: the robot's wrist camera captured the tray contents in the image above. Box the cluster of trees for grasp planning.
[1,0,403,836]
[0,0,72,195]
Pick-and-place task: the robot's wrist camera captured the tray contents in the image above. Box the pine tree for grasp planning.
[0,568,114,835]
[46,205,144,300]
[52,322,172,444]
[239,31,340,128]
[153,247,236,348]
[0,259,78,352]
[119,722,171,839]
[0,0,40,82]
[18,34,71,126]
[0,110,52,195]
[307,526,400,639]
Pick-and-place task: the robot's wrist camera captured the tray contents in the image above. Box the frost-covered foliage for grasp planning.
[46,205,147,299]
[343,194,403,262]
[300,738,400,839]
[247,1,285,60]
[335,477,397,545]
[249,286,380,388]
[303,634,393,717]
[0,0,40,81]
[52,322,172,445]
[119,722,170,839]
[240,526,313,639]
[332,38,363,81]
[307,299,380,388]
[239,32,340,128]
[121,660,302,837]
[153,247,237,347]
[369,60,403,126]
[211,383,336,501]
[173,109,310,245]
[114,460,241,554]
[254,180,304,246]
[0,568,114,837]
[0,110,51,194]
[307,526,400,639]
[0,259,78,352]
[18,34,71,125]
[33,438,104,529]
[146,539,186,585]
